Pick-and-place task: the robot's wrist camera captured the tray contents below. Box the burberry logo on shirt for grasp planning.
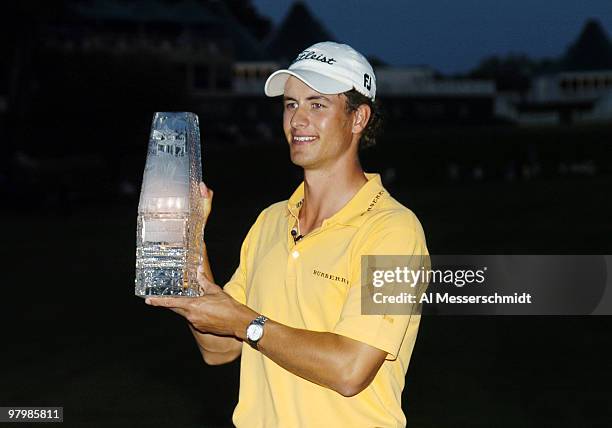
[312,269,349,285]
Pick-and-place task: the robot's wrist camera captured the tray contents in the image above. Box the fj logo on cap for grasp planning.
[364,73,372,90]
[294,50,337,65]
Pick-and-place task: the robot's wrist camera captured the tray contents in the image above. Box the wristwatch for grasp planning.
[246,315,268,349]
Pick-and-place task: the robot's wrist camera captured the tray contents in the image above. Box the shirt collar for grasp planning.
[286,173,387,226]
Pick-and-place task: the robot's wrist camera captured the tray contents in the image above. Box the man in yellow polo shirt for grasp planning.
[147,41,428,427]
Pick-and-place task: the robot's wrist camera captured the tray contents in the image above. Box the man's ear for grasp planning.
[352,104,372,135]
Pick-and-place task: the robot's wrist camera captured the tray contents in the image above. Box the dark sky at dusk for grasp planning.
[252,0,612,74]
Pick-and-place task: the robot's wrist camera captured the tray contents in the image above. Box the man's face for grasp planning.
[282,77,356,170]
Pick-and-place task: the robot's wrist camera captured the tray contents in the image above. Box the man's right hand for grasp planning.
[197,264,222,295]
[200,182,214,232]
[196,182,243,364]
[198,182,216,287]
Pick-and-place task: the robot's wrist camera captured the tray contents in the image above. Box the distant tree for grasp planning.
[178,0,272,41]
[469,54,540,92]
[223,0,272,41]
[366,56,387,67]
[563,18,612,70]
[266,1,334,62]
[467,18,612,91]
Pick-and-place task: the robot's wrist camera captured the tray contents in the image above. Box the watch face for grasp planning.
[247,323,263,341]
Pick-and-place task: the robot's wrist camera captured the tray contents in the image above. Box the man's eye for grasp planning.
[285,103,297,110]
[312,103,324,109]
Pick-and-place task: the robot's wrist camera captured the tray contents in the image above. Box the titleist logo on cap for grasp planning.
[293,50,337,65]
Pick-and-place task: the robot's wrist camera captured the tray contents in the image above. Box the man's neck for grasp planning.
[298,161,368,236]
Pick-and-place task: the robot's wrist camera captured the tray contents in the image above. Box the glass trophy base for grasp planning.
[135,243,198,298]
[135,283,199,298]
[135,286,198,298]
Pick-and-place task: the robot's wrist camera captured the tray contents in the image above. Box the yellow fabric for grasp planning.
[224,173,428,428]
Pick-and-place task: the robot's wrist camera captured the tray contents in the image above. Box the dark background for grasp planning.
[1,1,611,427]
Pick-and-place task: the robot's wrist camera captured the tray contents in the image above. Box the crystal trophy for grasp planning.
[135,112,203,297]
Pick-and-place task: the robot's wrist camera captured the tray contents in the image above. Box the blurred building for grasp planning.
[496,70,612,125]
[56,0,270,93]
[493,20,612,125]
[51,0,498,126]
[376,66,496,124]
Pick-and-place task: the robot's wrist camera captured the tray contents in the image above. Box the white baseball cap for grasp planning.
[264,41,377,101]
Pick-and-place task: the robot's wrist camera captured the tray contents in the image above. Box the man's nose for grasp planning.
[291,106,308,128]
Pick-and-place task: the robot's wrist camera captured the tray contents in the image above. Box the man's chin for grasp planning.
[289,156,316,169]
[289,156,307,167]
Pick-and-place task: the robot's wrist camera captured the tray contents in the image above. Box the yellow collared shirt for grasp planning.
[224,173,428,428]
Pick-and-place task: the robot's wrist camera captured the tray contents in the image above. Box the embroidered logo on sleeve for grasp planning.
[362,190,385,215]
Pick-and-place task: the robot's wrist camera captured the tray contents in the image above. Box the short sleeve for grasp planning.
[223,216,260,305]
[332,214,428,360]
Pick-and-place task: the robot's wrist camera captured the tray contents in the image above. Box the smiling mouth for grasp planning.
[292,136,318,145]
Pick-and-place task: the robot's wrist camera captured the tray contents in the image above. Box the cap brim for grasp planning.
[264,69,353,97]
